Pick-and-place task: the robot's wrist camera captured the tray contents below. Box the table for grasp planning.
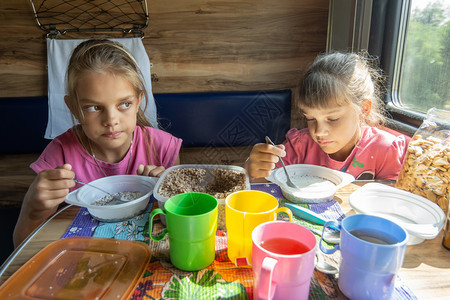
[1,181,449,299]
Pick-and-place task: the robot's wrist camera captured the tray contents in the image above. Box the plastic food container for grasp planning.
[350,183,446,245]
[0,237,151,299]
[153,164,250,229]
[266,164,355,203]
[66,175,158,222]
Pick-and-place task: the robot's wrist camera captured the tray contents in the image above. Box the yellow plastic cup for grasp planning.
[225,190,292,266]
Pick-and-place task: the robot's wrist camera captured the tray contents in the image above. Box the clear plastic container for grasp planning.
[153,164,250,230]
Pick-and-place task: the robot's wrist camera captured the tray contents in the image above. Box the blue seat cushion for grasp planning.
[154,90,291,147]
[1,96,50,154]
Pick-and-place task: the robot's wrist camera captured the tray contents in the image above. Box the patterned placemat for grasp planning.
[62,184,418,300]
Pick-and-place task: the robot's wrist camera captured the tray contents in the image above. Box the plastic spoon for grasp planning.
[265,136,298,189]
[73,179,127,205]
[284,203,340,231]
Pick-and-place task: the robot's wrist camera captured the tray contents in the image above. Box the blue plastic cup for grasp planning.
[320,214,409,300]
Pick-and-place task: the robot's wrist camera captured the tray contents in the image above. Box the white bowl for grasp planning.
[66,175,158,222]
[266,164,355,203]
[350,183,446,245]
[153,164,250,229]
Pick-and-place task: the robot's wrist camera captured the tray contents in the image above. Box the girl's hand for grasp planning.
[14,164,75,247]
[23,164,75,220]
[137,164,166,177]
[245,143,286,180]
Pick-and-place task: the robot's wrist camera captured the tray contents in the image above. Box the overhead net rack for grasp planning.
[29,0,149,38]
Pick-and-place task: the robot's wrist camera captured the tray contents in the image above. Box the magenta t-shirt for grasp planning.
[278,126,408,180]
[31,126,182,190]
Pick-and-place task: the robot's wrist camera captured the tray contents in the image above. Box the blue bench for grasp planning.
[1,89,291,154]
[1,96,50,154]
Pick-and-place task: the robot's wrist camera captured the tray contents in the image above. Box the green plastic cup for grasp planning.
[149,192,218,271]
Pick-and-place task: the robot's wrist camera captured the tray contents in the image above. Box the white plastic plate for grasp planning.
[350,183,446,245]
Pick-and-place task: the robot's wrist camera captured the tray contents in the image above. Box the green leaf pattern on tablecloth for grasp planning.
[93,206,151,241]
[162,269,249,300]
[309,278,329,300]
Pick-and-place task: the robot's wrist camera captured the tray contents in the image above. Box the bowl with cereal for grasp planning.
[153,164,250,229]
[266,164,355,204]
[65,175,158,222]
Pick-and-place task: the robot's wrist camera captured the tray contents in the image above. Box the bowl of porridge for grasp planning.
[65,175,158,222]
[153,164,250,229]
[266,164,355,203]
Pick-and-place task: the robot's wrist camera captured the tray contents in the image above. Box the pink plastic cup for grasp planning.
[252,221,317,300]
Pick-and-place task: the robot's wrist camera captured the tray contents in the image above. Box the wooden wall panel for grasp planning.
[146,1,327,93]
[0,1,328,111]
[0,1,47,98]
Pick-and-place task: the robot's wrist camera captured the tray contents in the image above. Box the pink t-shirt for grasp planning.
[279,126,408,180]
[31,126,182,190]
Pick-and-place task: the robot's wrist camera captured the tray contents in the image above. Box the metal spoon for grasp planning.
[265,136,298,189]
[73,179,127,205]
[308,227,340,244]
[315,252,339,274]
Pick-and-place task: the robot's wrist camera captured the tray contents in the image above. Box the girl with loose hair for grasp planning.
[245,51,408,181]
[14,39,181,247]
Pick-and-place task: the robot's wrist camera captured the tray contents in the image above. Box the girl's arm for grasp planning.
[244,143,286,182]
[13,164,75,248]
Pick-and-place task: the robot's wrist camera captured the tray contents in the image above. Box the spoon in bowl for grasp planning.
[73,179,127,205]
[265,136,298,189]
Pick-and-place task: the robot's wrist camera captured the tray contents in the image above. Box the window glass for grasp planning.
[398,0,449,113]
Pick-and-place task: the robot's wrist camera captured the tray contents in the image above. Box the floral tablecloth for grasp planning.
[62,184,417,300]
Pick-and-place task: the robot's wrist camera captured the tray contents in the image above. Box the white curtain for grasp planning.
[45,37,158,139]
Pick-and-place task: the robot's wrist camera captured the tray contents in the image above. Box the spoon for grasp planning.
[308,227,340,244]
[284,203,340,231]
[315,252,339,274]
[265,136,298,189]
[73,179,127,205]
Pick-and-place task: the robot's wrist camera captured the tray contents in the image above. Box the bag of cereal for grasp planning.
[395,108,450,214]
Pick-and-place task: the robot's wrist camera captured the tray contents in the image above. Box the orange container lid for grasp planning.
[0,237,151,299]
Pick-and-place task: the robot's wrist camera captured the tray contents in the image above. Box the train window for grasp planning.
[396,0,449,113]
[370,0,449,134]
